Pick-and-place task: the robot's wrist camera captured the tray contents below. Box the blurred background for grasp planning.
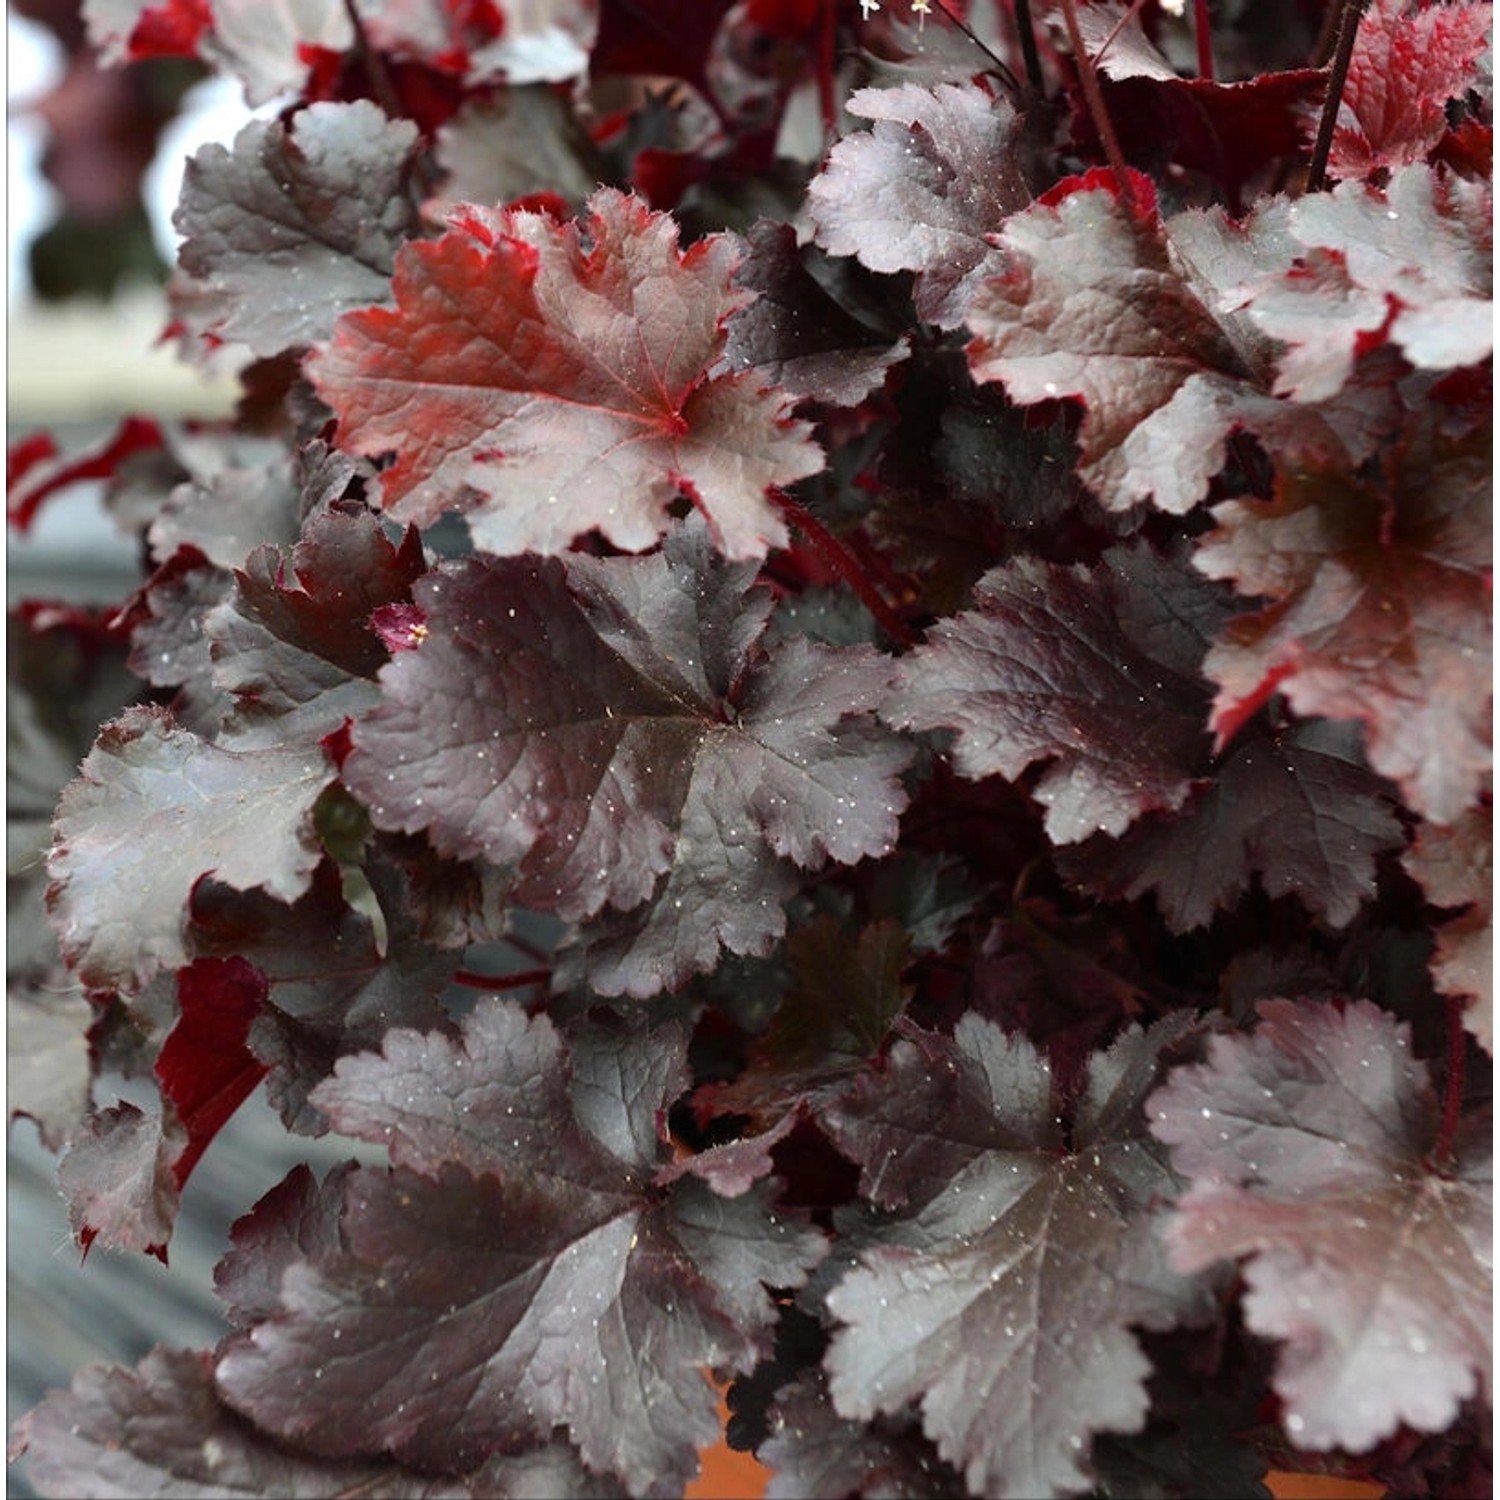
[7,13,354,1497]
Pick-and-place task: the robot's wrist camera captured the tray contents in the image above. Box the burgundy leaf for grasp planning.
[806,80,1030,329]
[965,173,1263,513]
[155,955,269,1189]
[215,1161,356,1329]
[1151,998,1491,1452]
[187,861,458,1134]
[884,543,1236,844]
[1056,717,1406,932]
[216,1001,824,1492]
[172,101,420,360]
[822,1014,1213,1497]
[344,518,909,994]
[206,503,426,748]
[47,707,336,991]
[1197,420,1491,824]
[312,188,824,559]
[10,1345,610,1499]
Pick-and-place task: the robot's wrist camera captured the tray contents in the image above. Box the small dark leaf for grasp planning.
[807,81,1029,329]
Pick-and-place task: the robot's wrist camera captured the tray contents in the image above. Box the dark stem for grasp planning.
[451,967,552,991]
[769,490,917,649]
[1057,0,1137,208]
[1192,0,1215,80]
[817,0,838,139]
[339,0,438,195]
[1012,0,1046,93]
[1306,0,1366,192]
[933,0,1022,99]
[1433,992,1468,1172]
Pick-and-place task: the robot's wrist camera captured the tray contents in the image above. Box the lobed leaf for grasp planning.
[216,1001,825,1493]
[172,101,420,361]
[1197,421,1492,824]
[47,707,335,992]
[344,518,910,994]
[822,1015,1214,1496]
[883,543,1236,844]
[312,187,824,560]
[1151,998,1492,1452]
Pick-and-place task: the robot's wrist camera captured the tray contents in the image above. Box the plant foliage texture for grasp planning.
[7,0,1493,1495]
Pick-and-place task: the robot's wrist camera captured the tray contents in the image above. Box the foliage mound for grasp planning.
[8,0,1492,1495]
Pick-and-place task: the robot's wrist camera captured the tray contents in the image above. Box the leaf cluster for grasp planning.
[8,0,1492,1495]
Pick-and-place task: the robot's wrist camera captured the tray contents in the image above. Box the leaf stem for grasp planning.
[1192,0,1214,80]
[1012,0,1046,93]
[1057,0,1137,209]
[450,967,552,992]
[1433,992,1468,1172]
[1306,0,1366,192]
[932,0,1022,99]
[339,0,439,195]
[769,491,917,648]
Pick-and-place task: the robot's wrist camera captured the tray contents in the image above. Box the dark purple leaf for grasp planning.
[344,518,909,995]
[1056,717,1406,931]
[806,80,1029,329]
[207,502,426,748]
[172,101,420,360]
[216,1001,824,1492]
[884,543,1235,844]
[821,1014,1214,1497]
[1151,998,1491,1452]
[216,1161,356,1329]
[47,707,337,992]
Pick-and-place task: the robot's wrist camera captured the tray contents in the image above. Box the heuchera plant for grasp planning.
[6,0,1493,1494]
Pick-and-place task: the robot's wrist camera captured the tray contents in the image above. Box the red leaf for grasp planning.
[155,956,269,1190]
[8,417,163,534]
[1313,0,1494,180]
[313,188,823,559]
